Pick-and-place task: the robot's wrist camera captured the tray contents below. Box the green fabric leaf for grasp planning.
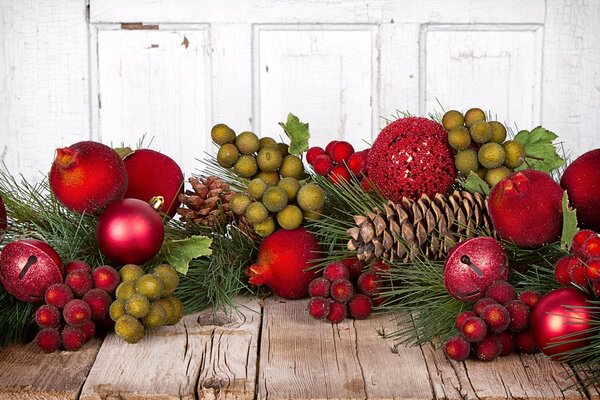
[462,171,491,196]
[561,191,579,250]
[279,113,310,155]
[163,235,213,275]
[514,127,565,173]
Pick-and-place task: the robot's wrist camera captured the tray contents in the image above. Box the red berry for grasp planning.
[45,283,74,309]
[308,278,330,298]
[444,335,471,361]
[80,320,96,342]
[312,154,334,176]
[569,261,588,287]
[63,299,91,326]
[572,229,597,258]
[585,258,600,281]
[340,258,365,281]
[325,140,339,156]
[481,303,511,333]
[328,165,351,185]
[370,261,390,272]
[61,326,86,351]
[65,270,93,297]
[485,281,516,305]
[331,141,354,164]
[92,265,120,293]
[591,281,600,297]
[554,256,579,286]
[348,294,373,319]
[82,289,112,320]
[460,316,487,342]
[330,279,354,303]
[473,335,502,361]
[35,305,61,328]
[357,271,381,297]
[36,328,61,353]
[455,311,476,331]
[347,150,368,176]
[306,147,325,165]
[327,301,347,324]
[516,330,537,353]
[519,290,541,308]
[307,297,331,320]
[505,300,530,332]
[64,260,92,275]
[497,331,516,356]
[360,177,374,192]
[582,235,600,260]
[323,262,350,282]
[473,298,497,316]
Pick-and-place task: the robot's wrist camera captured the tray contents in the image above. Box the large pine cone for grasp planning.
[177,176,233,228]
[347,191,494,262]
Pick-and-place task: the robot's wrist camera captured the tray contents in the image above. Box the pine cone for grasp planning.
[347,191,494,262]
[177,176,233,228]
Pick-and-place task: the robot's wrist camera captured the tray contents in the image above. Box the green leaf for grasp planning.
[279,113,310,155]
[514,126,565,173]
[462,171,491,196]
[163,235,213,275]
[561,191,579,250]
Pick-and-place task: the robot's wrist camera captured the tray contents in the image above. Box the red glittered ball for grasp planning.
[561,149,600,231]
[96,199,165,265]
[0,239,63,302]
[531,287,593,360]
[123,149,184,217]
[0,195,6,243]
[367,117,456,201]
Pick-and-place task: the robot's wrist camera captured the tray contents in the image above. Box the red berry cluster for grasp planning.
[306,259,387,323]
[444,281,541,362]
[35,261,121,353]
[306,141,370,186]
[554,229,600,295]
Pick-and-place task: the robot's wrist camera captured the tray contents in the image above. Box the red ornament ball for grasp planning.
[123,149,184,217]
[0,195,6,243]
[367,117,456,201]
[96,199,165,265]
[531,287,593,360]
[49,141,127,214]
[561,149,600,231]
[0,239,63,302]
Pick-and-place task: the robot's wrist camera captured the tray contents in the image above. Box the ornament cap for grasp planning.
[149,196,165,211]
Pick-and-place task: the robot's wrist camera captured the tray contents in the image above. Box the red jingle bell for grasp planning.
[0,239,63,302]
[0,195,6,243]
[96,198,165,265]
[531,287,594,360]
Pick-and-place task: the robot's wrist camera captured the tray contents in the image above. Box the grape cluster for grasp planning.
[307,140,370,187]
[444,280,541,362]
[554,229,600,296]
[35,262,120,353]
[109,264,183,344]
[442,108,526,188]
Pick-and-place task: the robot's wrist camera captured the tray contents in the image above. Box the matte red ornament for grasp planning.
[0,195,6,243]
[531,287,593,360]
[0,239,63,302]
[123,149,184,217]
[561,149,600,231]
[96,198,165,265]
[444,237,508,302]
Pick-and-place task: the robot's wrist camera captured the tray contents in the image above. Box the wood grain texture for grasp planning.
[80,297,260,400]
[0,338,102,400]
[257,297,432,400]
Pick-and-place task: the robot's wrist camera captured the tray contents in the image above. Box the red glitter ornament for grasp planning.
[0,239,63,302]
[367,117,456,201]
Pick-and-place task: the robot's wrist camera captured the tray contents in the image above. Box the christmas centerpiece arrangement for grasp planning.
[1,107,599,385]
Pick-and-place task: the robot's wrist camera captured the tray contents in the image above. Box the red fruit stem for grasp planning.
[246,264,270,286]
[55,148,76,168]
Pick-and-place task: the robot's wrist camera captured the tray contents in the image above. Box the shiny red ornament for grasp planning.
[531,287,594,360]
[0,239,63,302]
[96,198,165,265]
[123,149,184,217]
[444,237,509,302]
[0,195,6,243]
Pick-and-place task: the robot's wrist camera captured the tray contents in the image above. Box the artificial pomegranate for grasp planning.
[488,170,563,248]
[0,239,63,302]
[444,237,508,301]
[246,227,321,299]
[50,141,127,214]
[561,149,600,231]
[0,195,6,243]
[123,149,184,217]
[530,288,593,360]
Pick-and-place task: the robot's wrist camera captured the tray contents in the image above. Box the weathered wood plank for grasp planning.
[257,297,432,400]
[80,296,261,400]
[0,338,102,400]
[423,340,586,400]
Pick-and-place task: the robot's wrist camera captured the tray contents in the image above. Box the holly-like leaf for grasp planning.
[514,127,565,173]
[279,113,309,155]
[561,191,578,250]
[163,235,212,275]
[462,171,491,196]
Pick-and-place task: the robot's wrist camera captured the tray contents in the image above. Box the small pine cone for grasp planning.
[177,176,234,228]
[347,191,495,262]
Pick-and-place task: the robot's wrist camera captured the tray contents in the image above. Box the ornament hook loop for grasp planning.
[149,196,165,211]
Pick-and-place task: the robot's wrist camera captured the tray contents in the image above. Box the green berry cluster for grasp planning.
[442,108,526,188]
[211,123,325,237]
[110,264,183,344]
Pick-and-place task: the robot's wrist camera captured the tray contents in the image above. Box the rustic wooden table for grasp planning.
[0,296,596,400]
